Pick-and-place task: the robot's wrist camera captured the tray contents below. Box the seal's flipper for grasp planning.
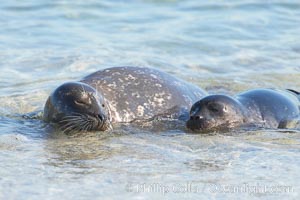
[287,89,300,95]
[287,89,300,100]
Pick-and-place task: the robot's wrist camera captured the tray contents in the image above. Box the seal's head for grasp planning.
[186,95,247,132]
[43,82,111,133]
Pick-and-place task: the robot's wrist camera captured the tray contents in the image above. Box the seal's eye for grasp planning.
[208,103,223,113]
[102,104,105,108]
[74,100,88,107]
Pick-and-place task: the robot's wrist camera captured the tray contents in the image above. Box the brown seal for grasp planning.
[44,66,207,133]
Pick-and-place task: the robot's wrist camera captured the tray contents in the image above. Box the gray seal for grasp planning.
[44,66,207,133]
[186,88,300,132]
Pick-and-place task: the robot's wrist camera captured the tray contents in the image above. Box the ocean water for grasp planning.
[0,0,300,199]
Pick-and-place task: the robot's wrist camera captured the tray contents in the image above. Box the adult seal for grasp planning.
[186,88,300,132]
[44,66,207,133]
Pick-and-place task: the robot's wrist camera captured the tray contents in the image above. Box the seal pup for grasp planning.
[44,66,207,133]
[186,89,300,132]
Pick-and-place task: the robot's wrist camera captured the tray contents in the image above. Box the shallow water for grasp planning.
[0,0,300,199]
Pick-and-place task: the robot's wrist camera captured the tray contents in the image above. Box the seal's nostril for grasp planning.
[97,114,103,121]
[190,116,201,120]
